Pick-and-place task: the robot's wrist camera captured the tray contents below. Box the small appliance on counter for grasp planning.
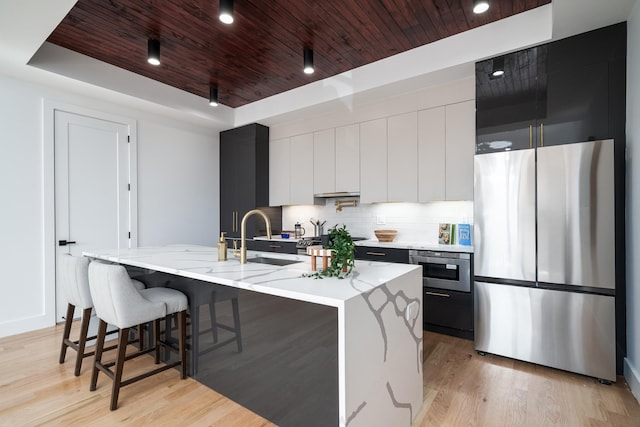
[309,218,326,237]
[294,222,305,238]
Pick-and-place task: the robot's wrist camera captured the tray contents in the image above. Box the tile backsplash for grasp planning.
[282,200,473,244]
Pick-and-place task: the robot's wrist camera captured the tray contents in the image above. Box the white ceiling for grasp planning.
[0,0,635,132]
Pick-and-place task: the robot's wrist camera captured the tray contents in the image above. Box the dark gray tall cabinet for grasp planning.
[220,123,274,239]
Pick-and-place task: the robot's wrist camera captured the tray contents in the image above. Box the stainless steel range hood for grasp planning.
[313,192,360,198]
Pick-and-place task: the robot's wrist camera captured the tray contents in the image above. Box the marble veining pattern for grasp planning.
[84,245,423,426]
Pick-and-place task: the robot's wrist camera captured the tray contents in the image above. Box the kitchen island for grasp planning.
[84,245,422,427]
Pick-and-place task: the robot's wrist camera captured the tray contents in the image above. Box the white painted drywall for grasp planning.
[0,73,220,338]
[625,0,640,403]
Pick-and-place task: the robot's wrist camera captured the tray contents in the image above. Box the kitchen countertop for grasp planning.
[83,244,421,307]
[253,235,474,253]
[354,239,474,253]
[83,244,423,426]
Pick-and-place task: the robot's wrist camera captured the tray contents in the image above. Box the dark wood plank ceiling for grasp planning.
[47,0,550,108]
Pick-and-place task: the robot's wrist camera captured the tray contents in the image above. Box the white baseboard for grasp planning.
[0,315,54,339]
[624,357,640,405]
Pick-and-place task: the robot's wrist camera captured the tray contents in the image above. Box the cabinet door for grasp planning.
[445,101,475,201]
[359,118,387,203]
[540,62,609,146]
[313,129,335,195]
[418,107,446,202]
[387,112,418,202]
[475,48,541,154]
[289,133,314,205]
[354,246,409,263]
[269,138,290,206]
[335,124,360,193]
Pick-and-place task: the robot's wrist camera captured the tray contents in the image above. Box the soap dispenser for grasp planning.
[218,232,227,261]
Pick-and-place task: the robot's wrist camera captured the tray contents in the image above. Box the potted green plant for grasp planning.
[305,224,355,279]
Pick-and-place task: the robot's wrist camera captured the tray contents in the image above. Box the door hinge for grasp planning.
[127,135,130,143]
[128,232,131,238]
[128,183,130,191]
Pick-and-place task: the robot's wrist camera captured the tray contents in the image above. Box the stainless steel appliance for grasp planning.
[474,139,616,382]
[409,250,471,292]
[410,250,473,339]
[295,236,321,255]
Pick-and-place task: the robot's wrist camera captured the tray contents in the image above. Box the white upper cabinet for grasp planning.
[289,133,314,205]
[335,124,360,193]
[445,100,475,200]
[387,112,418,202]
[359,118,387,203]
[418,107,446,202]
[313,128,335,195]
[269,137,290,206]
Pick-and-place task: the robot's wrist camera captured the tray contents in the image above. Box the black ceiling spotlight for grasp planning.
[491,56,505,79]
[209,86,219,107]
[303,48,314,75]
[473,0,489,14]
[219,0,234,24]
[147,39,160,66]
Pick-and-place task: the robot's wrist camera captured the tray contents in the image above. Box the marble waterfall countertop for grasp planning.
[83,244,420,307]
[84,244,423,426]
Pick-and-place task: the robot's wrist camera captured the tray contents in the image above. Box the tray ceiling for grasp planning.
[47,0,550,108]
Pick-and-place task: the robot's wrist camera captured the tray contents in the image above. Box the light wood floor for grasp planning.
[1,323,639,426]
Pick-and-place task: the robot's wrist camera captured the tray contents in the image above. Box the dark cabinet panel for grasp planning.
[476,23,626,154]
[220,123,278,239]
[246,239,297,254]
[423,287,473,337]
[354,246,409,263]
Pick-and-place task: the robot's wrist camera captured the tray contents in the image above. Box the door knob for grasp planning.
[58,240,77,246]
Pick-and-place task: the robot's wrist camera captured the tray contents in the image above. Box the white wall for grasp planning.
[625,1,640,402]
[0,73,221,338]
[283,201,473,244]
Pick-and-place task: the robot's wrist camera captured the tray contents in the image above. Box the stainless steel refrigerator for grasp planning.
[474,139,616,382]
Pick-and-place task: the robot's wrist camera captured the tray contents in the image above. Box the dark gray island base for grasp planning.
[86,245,422,427]
[193,288,338,427]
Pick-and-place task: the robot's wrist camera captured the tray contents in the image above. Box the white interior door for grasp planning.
[54,110,131,322]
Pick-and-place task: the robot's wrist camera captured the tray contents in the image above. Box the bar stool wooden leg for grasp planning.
[154,319,161,364]
[90,319,108,392]
[74,307,92,376]
[59,303,75,364]
[110,327,130,411]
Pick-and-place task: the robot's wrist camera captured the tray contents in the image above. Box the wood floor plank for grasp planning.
[1,324,639,426]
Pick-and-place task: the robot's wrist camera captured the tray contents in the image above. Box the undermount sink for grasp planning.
[246,256,301,266]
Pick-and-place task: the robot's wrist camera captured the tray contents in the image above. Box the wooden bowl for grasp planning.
[374,229,397,242]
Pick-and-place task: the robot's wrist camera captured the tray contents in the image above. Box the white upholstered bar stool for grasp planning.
[58,254,146,376]
[88,261,188,410]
